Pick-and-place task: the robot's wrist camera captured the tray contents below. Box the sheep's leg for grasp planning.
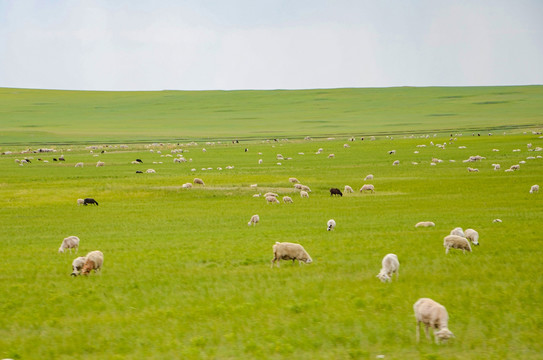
[445,247,449,254]
[424,325,431,342]
[416,322,420,343]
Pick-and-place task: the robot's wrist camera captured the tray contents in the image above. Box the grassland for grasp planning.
[0,86,542,359]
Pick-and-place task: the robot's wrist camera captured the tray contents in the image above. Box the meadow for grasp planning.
[0,86,542,359]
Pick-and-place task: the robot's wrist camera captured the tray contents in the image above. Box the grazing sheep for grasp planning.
[530,184,539,193]
[294,183,303,190]
[360,184,375,193]
[146,169,156,173]
[510,164,520,171]
[264,192,279,198]
[193,178,205,186]
[271,242,312,267]
[464,229,479,245]
[300,190,309,198]
[467,167,479,172]
[71,256,87,276]
[248,214,259,226]
[364,174,374,181]
[181,183,192,189]
[344,185,354,193]
[289,177,300,183]
[266,195,280,204]
[83,198,99,206]
[327,219,336,231]
[300,185,311,192]
[328,154,335,158]
[414,298,454,343]
[415,221,435,228]
[96,161,105,167]
[493,218,502,223]
[135,159,143,163]
[450,227,465,237]
[81,250,104,275]
[283,196,293,203]
[329,188,343,196]
[443,235,472,254]
[75,162,84,168]
[392,160,400,166]
[376,253,399,282]
[59,236,80,254]
[258,159,263,164]
[77,198,84,206]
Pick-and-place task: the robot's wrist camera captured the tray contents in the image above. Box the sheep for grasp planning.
[146,169,156,173]
[414,298,454,344]
[258,159,263,164]
[510,164,520,171]
[75,162,84,168]
[264,192,279,198]
[83,198,99,206]
[493,218,502,223]
[327,219,336,231]
[360,184,375,193]
[376,253,399,282]
[289,177,300,183]
[364,174,374,181]
[193,178,205,186]
[283,196,293,204]
[392,160,400,166]
[248,214,259,226]
[329,188,343,196]
[443,235,472,254]
[266,195,280,204]
[328,154,335,158]
[96,161,105,167]
[464,229,479,245]
[467,167,479,172]
[344,185,354,193]
[81,250,104,275]
[271,242,312,267]
[415,221,435,228]
[450,227,465,237]
[77,198,84,206]
[300,190,309,198]
[300,185,311,192]
[71,256,87,276]
[181,183,192,189]
[530,184,539,193]
[294,183,303,190]
[59,236,80,253]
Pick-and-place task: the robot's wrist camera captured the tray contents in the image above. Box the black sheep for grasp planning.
[83,198,99,206]
[330,188,343,197]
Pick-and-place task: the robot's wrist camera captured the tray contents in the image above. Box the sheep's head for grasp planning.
[58,247,64,253]
[304,256,313,264]
[377,272,391,283]
[435,328,454,342]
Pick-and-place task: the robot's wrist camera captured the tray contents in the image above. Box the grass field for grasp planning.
[0,86,542,359]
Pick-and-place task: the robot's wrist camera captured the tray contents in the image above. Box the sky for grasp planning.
[1,0,542,91]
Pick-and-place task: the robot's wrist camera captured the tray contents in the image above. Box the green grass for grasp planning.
[0,85,542,144]
[0,131,542,359]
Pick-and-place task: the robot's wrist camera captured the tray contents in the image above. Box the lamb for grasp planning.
[283,196,293,203]
[464,229,479,245]
[415,221,435,228]
[360,184,375,193]
[59,236,80,253]
[96,161,105,167]
[344,185,354,193]
[376,253,399,282]
[450,227,465,237]
[81,250,104,275]
[364,174,374,181]
[71,256,87,276]
[193,178,205,186]
[266,195,280,204]
[300,190,309,198]
[289,177,300,183]
[530,184,539,193]
[248,214,259,226]
[327,219,336,231]
[83,198,99,206]
[329,188,343,196]
[414,298,454,343]
[443,235,472,254]
[75,162,84,168]
[271,242,312,267]
[77,198,84,206]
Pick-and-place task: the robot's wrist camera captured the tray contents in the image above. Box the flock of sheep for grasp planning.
[58,236,103,276]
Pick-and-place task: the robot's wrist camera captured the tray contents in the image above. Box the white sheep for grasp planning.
[415,221,435,228]
[392,160,400,166]
[414,298,454,343]
[300,185,311,192]
[59,236,80,253]
[364,174,374,181]
[360,184,375,193]
[181,183,193,189]
[376,253,399,282]
[75,162,84,168]
[283,196,293,203]
[344,185,354,193]
[529,184,539,193]
[328,154,335,158]
[327,219,336,231]
[96,161,105,167]
[146,169,156,173]
[300,190,309,198]
[294,183,303,190]
[77,198,84,206]
[248,214,259,226]
[258,159,263,164]
[193,178,205,186]
[443,235,472,254]
[464,229,479,245]
[467,167,479,172]
[510,164,520,171]
[71,256,87,276]
[264,192,279,198]
[493,218,502,223]
[266,195,280,204]
[450,227,465,237]
[289,177,300,183]
[271,242,312,267]
[81,250,104,275]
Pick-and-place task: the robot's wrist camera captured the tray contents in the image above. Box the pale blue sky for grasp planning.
[1,0,542,90]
